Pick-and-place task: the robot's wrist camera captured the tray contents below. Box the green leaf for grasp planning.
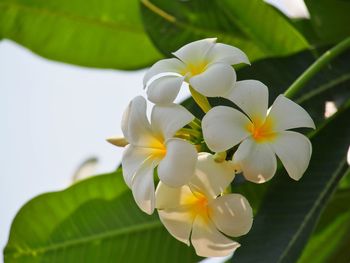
[140,0,309,62]
[0,0,162,69]
[4,170,200,262]
[233,103,350,262]
[305,0,350,44]
[298,170,350,263]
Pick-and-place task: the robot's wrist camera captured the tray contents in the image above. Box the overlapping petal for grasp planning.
[151,103,194,140]
[206,43,250,65]
[270,131,312,180]
[146,75,184,105]
[189,153,235,198]
[156,183,195,209]
[189,63,236,97]
[267,95,315,132]
[210,194,253,237]
[173,38,216,64]
[202,106,251,152]
[233,138,277,183]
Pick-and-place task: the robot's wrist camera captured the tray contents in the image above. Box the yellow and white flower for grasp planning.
[143,38,250,104]
[202,80,315,183]
[156,153,253,257]
[120,96,198,214]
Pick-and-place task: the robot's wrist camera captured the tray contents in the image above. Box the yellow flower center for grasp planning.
[148,136,167,159]
[185,191,211,223]
[181,61,208,77]
[247,116,276,142]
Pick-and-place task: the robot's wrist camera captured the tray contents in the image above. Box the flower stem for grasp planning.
[189,86,212,113]
[284,37,350,99]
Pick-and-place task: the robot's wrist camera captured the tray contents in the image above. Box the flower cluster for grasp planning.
[108,39,315,257]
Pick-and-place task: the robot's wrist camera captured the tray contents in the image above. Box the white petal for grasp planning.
[122,145,155,188]
[224,80,269,124]
[189,153,235,199]
[202,106,251,152]
[233,138,277,183]
[267,95,315,132]
[270,131,312,181]
[191,216,240,257]
[189,63,236,97]
[157,138,197,187]
[151,103,194,140]
[146,75,184,105]
[121,96,158,146]
[158,208,194,246]
[173,38,217,64]
[131,158,156,215]
[156,182,195,209]
[206,43,250,65]
[209,194,253,237]
[143,58,185,87]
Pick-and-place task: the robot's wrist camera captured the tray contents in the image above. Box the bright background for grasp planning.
[0,0,309,261]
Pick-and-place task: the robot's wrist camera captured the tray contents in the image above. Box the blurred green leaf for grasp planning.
[0,0,162,69]
[305,0,350,44]
[140,0,309,62]
[3,170,200,262]
[298,170,350,263]
[233,102,350,262]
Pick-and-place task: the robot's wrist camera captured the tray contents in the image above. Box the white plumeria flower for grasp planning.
[156,153,253,257]
[202,80,315,183]
[143,38,250,104]
[121,96,198,214]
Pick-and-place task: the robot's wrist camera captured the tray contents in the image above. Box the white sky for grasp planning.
[0,1,309,261]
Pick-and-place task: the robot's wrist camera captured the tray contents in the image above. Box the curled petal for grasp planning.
[190,153,235,199]
[151,104,194,140]
[143,58,185,87]
[121,96,158,147]
[206,43,250,65]
[156,183,195,209]
[189,63,236,97]
[173,38,216,64]
[224,80,269,124]
[202,106,251,152]
[233,138,277,183]
[267,95,315,132]
[131,158,157,215]
[147,75,184,105]
[210,194,253,237]
[158,208,194,246]
[191,216,241,257]
[158,138,197,187]
[270,131,312,181]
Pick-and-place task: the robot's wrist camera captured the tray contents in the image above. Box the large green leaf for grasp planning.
[305,0,350,44]
[3,170,200,262]
[140,0,309,62]
[0,0,162,69]
[298,170,350,263]
[233,102,350,262]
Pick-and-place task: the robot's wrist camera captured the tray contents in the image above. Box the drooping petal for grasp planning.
[158,208,194,246]
[143,58,185,87]
[233,137,277,183]
[131,158,157,215]
[156,183,196,209]
[151,103,194,140]
[189,63,236,97]
[267,95,316,132]
[191,215,241,257]
[121,96,159,147]
[224,80,269,125]
[157,138,197,187]
[270,131,312,181]
[209,194,253,237]
[146,75,184,105]
[189,153,235,199]
[206,43,250,65]
[202,106,251,152]
[122,145,155,188]
[173,38,217,64]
